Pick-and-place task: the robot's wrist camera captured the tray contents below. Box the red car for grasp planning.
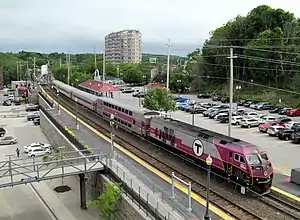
[287,108,300,117]
[259,121,280,133]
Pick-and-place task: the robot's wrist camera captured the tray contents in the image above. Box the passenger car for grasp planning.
[257,116,276,125]
[121,88,134,93]
[27,112,40,121]
[28,147,51,157]
[24,143,51,153]
[278,129,294,140]
[33,118,40,125]
[197,94,211,99]
[256,103,273,110]
[278,107,292,115]
[286,108,300,117]
[26,104,40,112]
[267,126,284,136]
[259,121,280,133]
[231,116,243,125]
[0,127,6,137]
[243,112,258,118]
[240,118,259,128]
[132,92,146,98]
[0,136,18,145]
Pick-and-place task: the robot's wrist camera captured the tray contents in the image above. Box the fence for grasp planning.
[107,153,199,220]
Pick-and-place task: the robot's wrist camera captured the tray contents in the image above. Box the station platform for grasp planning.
[273,172,300,198]
[39,94,226,220]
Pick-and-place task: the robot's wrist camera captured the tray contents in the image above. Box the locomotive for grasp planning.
[48,80,273,194]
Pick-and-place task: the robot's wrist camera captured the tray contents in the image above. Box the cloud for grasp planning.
[0,0,299,55]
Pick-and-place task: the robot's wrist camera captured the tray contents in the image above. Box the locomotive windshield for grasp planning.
[246,154,261,164]
[260,152,269,162]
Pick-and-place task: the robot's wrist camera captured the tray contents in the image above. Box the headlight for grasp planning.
[264,171,268,176]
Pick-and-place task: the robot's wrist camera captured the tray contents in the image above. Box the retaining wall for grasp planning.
[39,96,150,220]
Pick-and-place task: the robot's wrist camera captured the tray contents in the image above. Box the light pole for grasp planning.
[166,38,171,90]
[191,100,196,126]
[235,85,241,110]
[110,114,115,159]
[57,89,60,115]
[204,155,212,220]
[250,79,253,94]
[75,97,79,130]
[177,79,181,97]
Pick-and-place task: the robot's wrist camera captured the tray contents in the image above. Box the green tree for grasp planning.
[143,87,176,112]
[119,63,144,84]
[87,182,122,220]
[169,72,189,92]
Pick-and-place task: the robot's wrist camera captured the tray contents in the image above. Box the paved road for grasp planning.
[0,185,54,220]
[114,93,299,174]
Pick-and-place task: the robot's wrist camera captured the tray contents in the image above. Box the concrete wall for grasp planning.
[40,105,150,220]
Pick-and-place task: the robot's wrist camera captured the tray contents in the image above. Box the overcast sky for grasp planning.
[0,0,300,55]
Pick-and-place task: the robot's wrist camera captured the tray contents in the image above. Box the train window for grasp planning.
[234,154,239,161]
[115,106,118,110]
[125,110,128,114]
[118,107,121,111]
[129,111,132,116]
[240,156,246,164]
[122,108,124,113]
[132,119,135,125]
[128,124,132,128]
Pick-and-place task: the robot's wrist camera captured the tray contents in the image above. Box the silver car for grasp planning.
[0,136,18,145]
[240,118,260,128]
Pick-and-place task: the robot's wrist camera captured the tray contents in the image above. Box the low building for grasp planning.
[78,79,118,98]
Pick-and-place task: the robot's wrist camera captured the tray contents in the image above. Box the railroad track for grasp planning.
[41,86,299,220]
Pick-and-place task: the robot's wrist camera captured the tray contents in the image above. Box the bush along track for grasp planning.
[43,87,300,220]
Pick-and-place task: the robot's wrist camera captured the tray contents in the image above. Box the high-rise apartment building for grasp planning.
[105,30,142,64]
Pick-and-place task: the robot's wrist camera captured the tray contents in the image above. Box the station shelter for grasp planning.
[78,79,118,98]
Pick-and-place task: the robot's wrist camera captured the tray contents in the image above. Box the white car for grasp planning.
[24,143,51,153]
[28,147,51,157]
[267,125,284,136]
[240,118,260,128]
[243,112,258,118]
[285,121,300,129]
[258,116,277,124]
[231,116,243,125]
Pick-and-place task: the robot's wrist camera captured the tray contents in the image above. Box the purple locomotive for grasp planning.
[50,80,273,194]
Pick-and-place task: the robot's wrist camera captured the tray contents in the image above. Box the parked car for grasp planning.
[256,103,273,110]
[28,147,51,157]
[0,136,18,145]
[211,96,220,101]
[249,101,260,109]
[240,118,260,128]
[237,100,247,106]
[231,116,243,125]
[290,131,300,144]
[284,121,300,129]
[3,100,11,106]
[267,125,284,137]
[24,143,51,153]
[221,97,229,103]
[27,112,40,121]
[278,128,294,141]
[269,107,283,113]
[26,104,40,112]
[278,107,292,115]
[257,115,277,124]
[243,112,258,118]
[219,115,229,123]
[132,92,146,98]
[197,94,211,99]
[209,109,229,119]
[0,127,6,137]
[258,121,280,133]
[275,116,292,125]
[214,111,229,120]
[33,118,40,125]
[286,108,300,117]
[121,88,134,93]
[243,100,254,107]
[233,109,245,116]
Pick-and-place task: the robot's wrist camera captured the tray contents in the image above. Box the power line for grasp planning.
[238,55,300,67]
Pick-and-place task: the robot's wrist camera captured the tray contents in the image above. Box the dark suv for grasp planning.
[0,127,6,137]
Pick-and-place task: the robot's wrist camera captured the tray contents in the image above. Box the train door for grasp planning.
[227,151,233,177]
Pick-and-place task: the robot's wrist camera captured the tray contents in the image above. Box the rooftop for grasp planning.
[79,80,117,92]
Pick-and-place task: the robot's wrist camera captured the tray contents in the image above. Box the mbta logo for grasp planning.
[192,139,204,157]
[155,127,175,146]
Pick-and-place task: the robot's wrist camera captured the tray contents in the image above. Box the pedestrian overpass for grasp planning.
[0,149,107,209]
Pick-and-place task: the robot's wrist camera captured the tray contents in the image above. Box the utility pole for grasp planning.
[94,45,97,70]
[16,62,19,81]
[166,38,171,90]
[102,46,106,82]
[227,48,238,137]
[66,52,70,85]
[59,58,62,68]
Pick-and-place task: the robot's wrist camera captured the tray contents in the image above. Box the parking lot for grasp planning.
[115,92,299,174]
[0,117,48,161]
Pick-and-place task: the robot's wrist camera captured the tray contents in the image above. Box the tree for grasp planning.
[169,72,189,92]
[87,182,122,220]
[119,63,144,84]
[143,87,176,112]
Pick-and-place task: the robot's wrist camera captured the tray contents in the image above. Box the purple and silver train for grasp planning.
[50,80,274,194]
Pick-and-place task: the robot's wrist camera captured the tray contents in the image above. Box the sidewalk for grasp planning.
[32,179,99,220]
